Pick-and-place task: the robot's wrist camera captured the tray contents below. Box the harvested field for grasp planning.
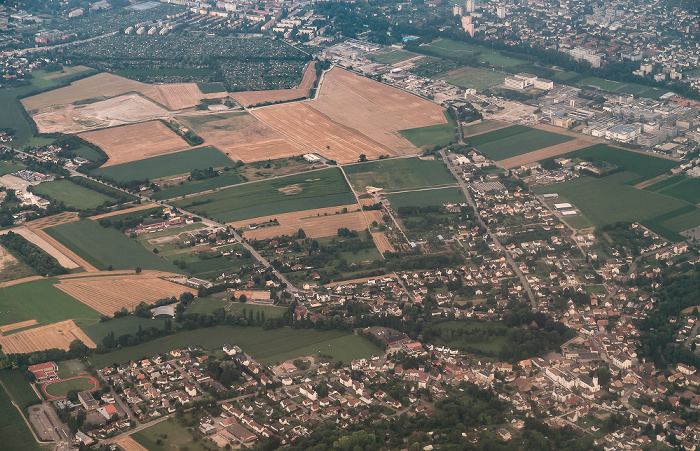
[32,94,169,134]
[142,83,215,110]
[253,103,391,163]
[56,273,196,316]
[21,73,147,111]
[0,276,43,288]
[232,61,316,107]
[228,204,366,240]
[24,212,79,230]
[0,320,96,354]
[79,121,190,167]
[116,436,149,451]
[364,210,386,224]
[0,227,81,269]
[89,203,159,220]
[462,120,511,137]
[0,320,38,333]
[371,232,394,253]
[497,137,595,168]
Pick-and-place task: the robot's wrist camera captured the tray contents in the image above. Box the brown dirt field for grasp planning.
[89,203,160,220]
[0,320,38,333]
[364,210,386,225]
[497,138,595,169]
[24,212,79,230]
[79,121,191,167]
[232,61,316,107]
[0,320,96,354]
[0,276,44,288]
[30,227,98,272]
[324,274,396,288]
[116,437,149,451]
[21,73,148,111]
[56,274,196,316]
[253,103,392,163]
[371,232,394,253]
[227,204,366,240]
[323,68,446,127]
[1,226,81,270]
[462,119,511,138]
[141,83,210,110]
[681,305,700,314]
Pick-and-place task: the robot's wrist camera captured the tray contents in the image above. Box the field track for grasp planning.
[0,276,43,288]
[0,320,38,333]
[89,203,160,220]
[0,320,96,354]
[24,212,79,230]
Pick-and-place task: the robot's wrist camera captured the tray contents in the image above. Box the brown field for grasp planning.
[89,203,160,220]
[56,273,196,316]
[371,232,394,254]
[79,121,191,167]
[142,83,225,110]
[24,212,79,230]
[497,137,595,169]
[0,320,38,333]
[21,73,148,111]
[233,61,316,107]
[0,320,96,354]
[29,227,97,272]
[1,226,81,270]
[462,119,511,137]
[227,204,366,240]
[0,276,44,288]
[115,437,149,451]
[364,210,386,224]
[253,103,392,163]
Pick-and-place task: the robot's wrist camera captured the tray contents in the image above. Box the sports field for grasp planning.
[423,39,526,67]
[369,50,418,65]
[45,220,181,272]
[89,326,381,367]
[442,66,507,91]
[32,179,116,209]
[0,278,99,327]
[344,157,456,193]
[92,146,232,182]
[43,376,97,398]
[150,172,245,200]
[467,125,574,161]
[172,168,355,223]
[387,187,466,209]
[0,382,42,451]
[399,112,457,148]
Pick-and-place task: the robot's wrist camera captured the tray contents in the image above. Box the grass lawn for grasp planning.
[369,50,417,65]
[71,145,103,162]
[432,320,509,358]
[468,125,573,161]
[576,77,670,99]
[399,111,457,148]
[0,278,99,327]
[0,162,24,176]
[132,418,201,451]
[172,168,355,223]
[344,157,455,192]
[77,316,170,344]
[0,370,40,410]
[462,120,509,137]
[443,67,506,91]
[150,172,245,200]
[339,247,382,264]
[169,253,257,279]
[424,39,526,67]
[0,380,42,451]
[32,179,116,209]
[387,187,466,209]
[185,298,286,318]
[43,377,95,398]
[45,220,182,272]
[197,82,227,94]
[227,303,286,319]
[92,146,233,182]
[89,326,382,367]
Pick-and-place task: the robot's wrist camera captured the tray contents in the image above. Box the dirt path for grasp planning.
[89,203,159,220]
[31,228,98,272]
[634,173,673,189]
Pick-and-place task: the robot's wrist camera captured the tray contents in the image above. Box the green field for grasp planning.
[71,145,103,162]
[0,162,24,176]
[0,371,40,410]
[78,316,170,344]
[32,179,116,209]
[443,67,506,91]
[92,146,233,182]
[577,77,670,100]
[150,172,245,200]
[344,157,456,192]
[387,187,466,208]
[172,168,355,223]
[0,278,99,328]
[467,125,574,161]
[132,418,200,451]
[423,39,526,67]
[44,377,94,397]
[399,112,457,148]
[564,145,678,184]
[197,82,227,94]
[45,220,181,272]
[369,50,417,65]
[89,326,382,367]
[186,298,286,318]
[645,175,700,204]
[0,381,42,451]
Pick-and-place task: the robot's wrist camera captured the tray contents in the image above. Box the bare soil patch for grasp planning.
[0,319,38,333]
[115,437,149,451]
[232,61,316,107]
[141,83,213,110]
[24,212,79,230]
[0,320,96,354]
[371,232,394,253]
[79,121,190,167]
[497,137,595,168]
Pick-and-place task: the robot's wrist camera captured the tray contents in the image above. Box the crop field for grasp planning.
[498,137,595,169]
[0,87,37,148]
[170,253,257,280]
[0,278,99,328]
[232,61,316,107]
[173,168,355,223]
[151,172,245,200]
[56,272,195,316]
[563,145,678,183]
[442,66,507,91]
[89,204,160,221]
[89,325,381,367]
[79,121,190,167]
[0,382,42,451]
[371,232,395,253]
[45,220,181,272]
[141,83,220,110]
[344,157,456,193]
[369,50,418,65]
[462,120,511,137]
[423,39,526,67]
[0,320,97,354]
[186,298,286,318]
[0,370,40,410]
[399,112,457,148]
[387,187,466,209]
[467,125,574,161]
[197,82,227,94]
[32,179,116,209]
[92,146,232,182]
[645,175,700,204]
[228,204,366,240]
[2,226,83,270]
[78,316,169,344]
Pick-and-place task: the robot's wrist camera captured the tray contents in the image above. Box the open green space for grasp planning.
[92,146,233,182]
[45,220,181,272]
[70,145,103,162]
[0,278,99,328]
[577,77,670,100]
[368,50,417,65]
[185,298,286,318]
[423,39,526,67]
[150,172,245,200]
[442,67,506,91]
[0,162,24,176]
[399,111,457,148]
[467,125,573,161]
[0,370,40,410]
[172,168,354,223]
[645,175,700,204]
[32,179,116,209]
[387,187,466,209]
[431,320,508,357]
[197,82,227,94]
[344,157,455,192]
[43,377,95,398]
[78,316,170,344]
[132,418,201,451]
[89,326,382,367]
[0,381,42,451]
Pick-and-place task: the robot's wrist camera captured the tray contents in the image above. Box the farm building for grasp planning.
[153,305,176,319]
[554,203,573,210]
